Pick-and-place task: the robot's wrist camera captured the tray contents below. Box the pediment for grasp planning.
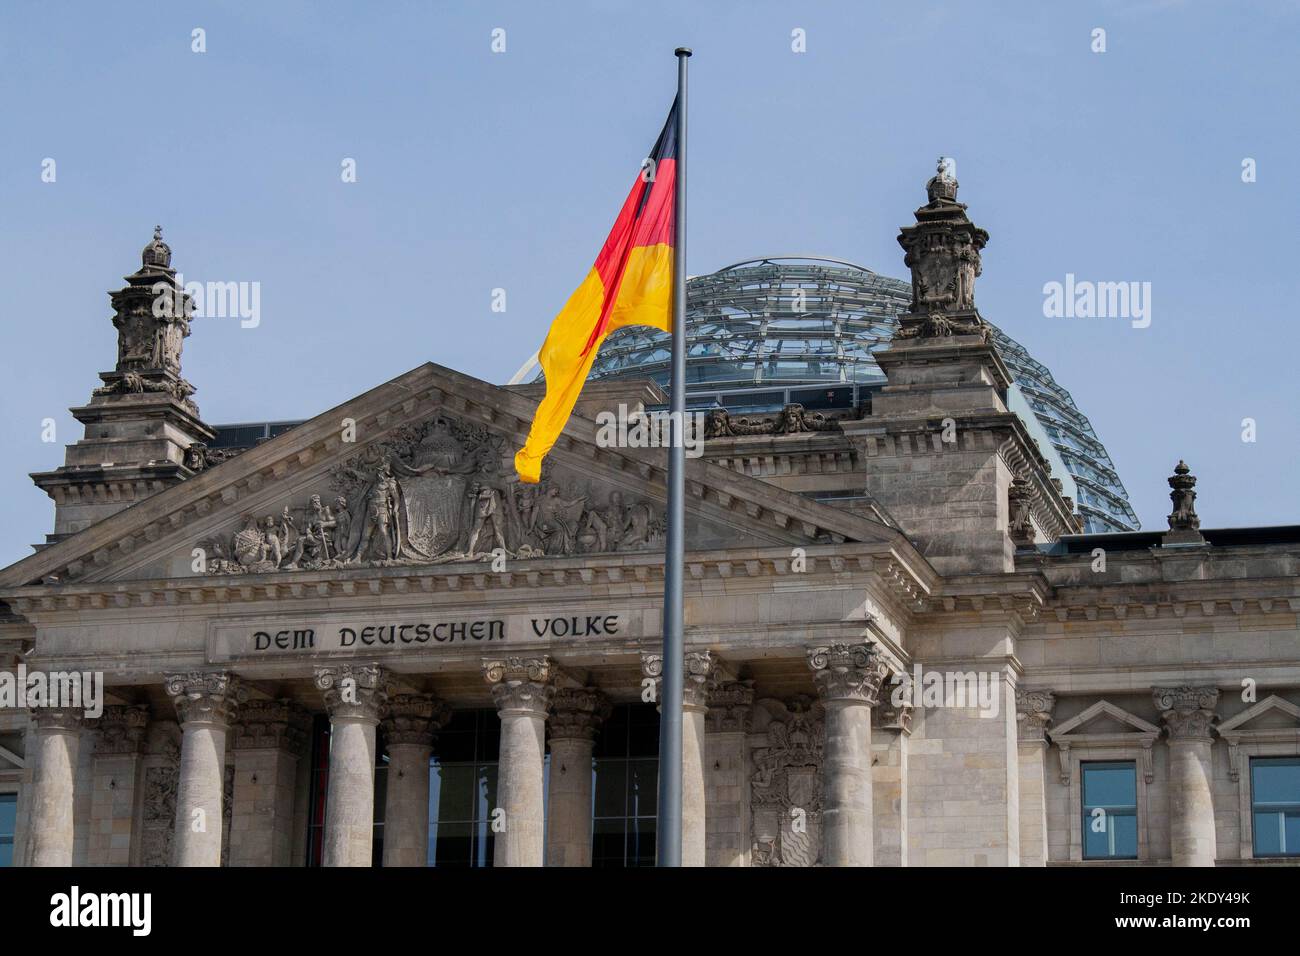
[1051,700,1160,740]
[0,363,909,589]
[1218,695,1300,736]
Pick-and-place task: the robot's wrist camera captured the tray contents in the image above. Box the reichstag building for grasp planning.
[2,166,1297,867]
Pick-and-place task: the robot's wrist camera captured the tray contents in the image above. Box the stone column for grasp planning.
[642,650,716,866]
[229,700,310,867]
[381,694,451,868]
[546,688,610,867]
[1155,685,1220,867]
[25,707,83,867]
[484,658,554,867]
[1015,689,1055,867]
[705,680,754,867]
[808,643,888,867]
[872,698,912,867]
[316,664,389,867]
[165,671,244,867]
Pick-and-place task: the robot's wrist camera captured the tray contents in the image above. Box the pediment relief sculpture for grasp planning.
[201,413,666,574]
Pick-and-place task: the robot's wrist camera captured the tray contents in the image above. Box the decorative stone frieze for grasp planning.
[1015,689,1056,742]
[807,642,888,704]
[483,657,555,716]
[164,671,245,726]
[1154,685,1220,740]
[315,664,390,722]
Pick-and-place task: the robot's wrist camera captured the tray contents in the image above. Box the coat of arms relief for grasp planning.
[203,413,665,574]
[750,696,825,867]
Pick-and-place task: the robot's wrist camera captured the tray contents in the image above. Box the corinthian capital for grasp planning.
[807,642,888,704]
[315,664,390,722]
[91,704,150,754]
[29,706,85,733]
[1153,685,1220,741]
[233,700,312,752]
[1015,688,1056,742]
[705,680,755,733]
[380,694,452,746]
[549,688,611,743]
[641,650,717,711]
[164,671,246,726]
[483,657,555,716]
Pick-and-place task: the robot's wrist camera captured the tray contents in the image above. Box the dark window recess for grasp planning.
[592,704,660,867]
[790,385,852,410]
[426,709,501,868]
[305,715,331,867]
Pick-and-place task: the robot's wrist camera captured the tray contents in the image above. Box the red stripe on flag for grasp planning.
[582,158,676,356]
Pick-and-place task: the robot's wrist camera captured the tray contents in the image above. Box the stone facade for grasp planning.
[1,173,1297,868]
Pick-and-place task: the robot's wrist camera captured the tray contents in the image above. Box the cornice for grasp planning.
[1,541,934,621]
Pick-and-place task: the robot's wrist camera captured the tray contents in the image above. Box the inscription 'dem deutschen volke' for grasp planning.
[250,613,623,653]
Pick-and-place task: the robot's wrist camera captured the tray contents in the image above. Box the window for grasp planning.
[592,704,659,867]
[0,793,15,867]
[1251,757,1300,857]
[1081,761,1138,860]
[305,716,331,866]
[427,709,500,868]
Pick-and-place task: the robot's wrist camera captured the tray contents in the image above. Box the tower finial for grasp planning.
[141,225,172,270]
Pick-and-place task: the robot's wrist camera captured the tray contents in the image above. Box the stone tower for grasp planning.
[30,228,215,545]
[842,161,1078,572]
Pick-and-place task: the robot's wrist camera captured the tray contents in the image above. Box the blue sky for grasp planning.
[1,0,1297,565]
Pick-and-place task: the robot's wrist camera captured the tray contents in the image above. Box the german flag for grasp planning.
[514,99,679,484]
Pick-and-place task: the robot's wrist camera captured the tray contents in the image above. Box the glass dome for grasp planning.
[529,256,1140,534]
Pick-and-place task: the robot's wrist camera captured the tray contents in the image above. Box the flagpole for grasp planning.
[657,45,690,868]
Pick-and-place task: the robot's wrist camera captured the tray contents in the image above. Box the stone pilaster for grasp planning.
[86,704,149,866]
[165,671,244,867]
[1015,688,1055,867]
[380,694,451,868]
[229,700,310,867]
[642,650,716,866]
[315,664,389,867]
[705,680,754,867]
[1155,685,1219,866]
[808,643,887,866]
[484,657,555,867]
[546,687,610,867]
[871,697,912,866]
[25,707,83,867]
